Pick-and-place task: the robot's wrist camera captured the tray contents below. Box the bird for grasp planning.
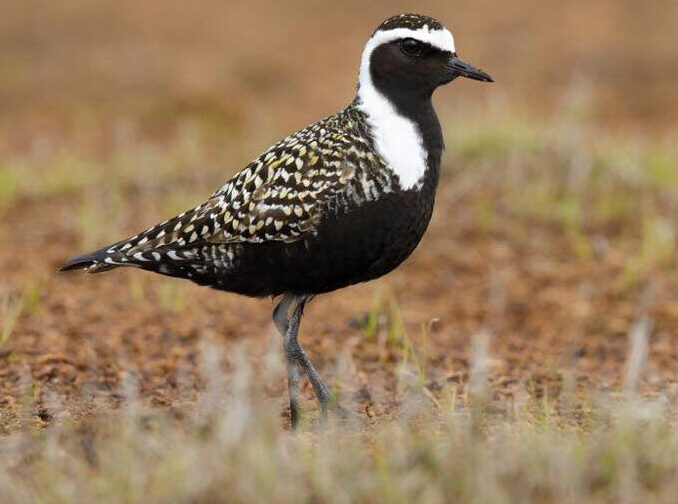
[60,13,493,428]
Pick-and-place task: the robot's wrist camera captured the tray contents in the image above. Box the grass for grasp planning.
[1,269,674,503]
[0,293,23,347]
[444,102,678,291]
[0,278,45,348]
[0,343,676,504]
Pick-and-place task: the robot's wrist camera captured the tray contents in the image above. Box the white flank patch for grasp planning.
[357,26,455,191]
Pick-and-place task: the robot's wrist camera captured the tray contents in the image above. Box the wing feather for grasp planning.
[62,106,397,273]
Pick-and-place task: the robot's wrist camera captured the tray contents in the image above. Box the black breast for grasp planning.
[213,161,440,297]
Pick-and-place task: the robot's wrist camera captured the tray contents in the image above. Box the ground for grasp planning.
[1,109,677,430]
[0,2,677,502]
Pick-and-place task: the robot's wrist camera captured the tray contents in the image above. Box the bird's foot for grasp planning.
[331,401,365,426]
[314,397,365,428]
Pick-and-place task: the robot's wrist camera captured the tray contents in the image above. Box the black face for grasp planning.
[370,39,451,99]
[369,37,493,102]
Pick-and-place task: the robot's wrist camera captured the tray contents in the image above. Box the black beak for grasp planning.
[446,55,493,82]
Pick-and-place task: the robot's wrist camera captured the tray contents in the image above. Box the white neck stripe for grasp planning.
[356,27,454,191]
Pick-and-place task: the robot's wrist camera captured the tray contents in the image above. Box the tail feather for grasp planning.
[59,248,122,273]
[59,241,205,275]
[60,196,221,274]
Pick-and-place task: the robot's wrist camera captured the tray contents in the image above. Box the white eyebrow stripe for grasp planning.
[362,27,455,64]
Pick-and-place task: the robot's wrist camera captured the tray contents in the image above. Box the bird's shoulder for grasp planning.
[209,110,385,242]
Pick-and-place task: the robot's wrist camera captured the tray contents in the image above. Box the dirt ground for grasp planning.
[1,0,677,429]
[2,159,678,428]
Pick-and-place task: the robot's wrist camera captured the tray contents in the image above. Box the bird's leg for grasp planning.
[273,294,302,428]
[293,321,357,423]
[274,294,353,427]
[285,352,302,429]
[285,296,331,421]
[273,293,295,336]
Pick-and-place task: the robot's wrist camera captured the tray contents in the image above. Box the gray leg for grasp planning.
[273,294,301,427]
[273,294,332,426]
[287,297,335,421]
[273,293,295,335]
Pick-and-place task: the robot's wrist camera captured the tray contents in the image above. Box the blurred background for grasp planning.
[1,0,677,146]
[0,0,677,424]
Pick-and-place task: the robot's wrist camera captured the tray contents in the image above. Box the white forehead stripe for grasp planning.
[363,27,456,63]
[356,27,454,191]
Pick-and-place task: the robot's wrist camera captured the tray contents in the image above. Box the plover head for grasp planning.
[356,14,493,191]
[359,13,492,105]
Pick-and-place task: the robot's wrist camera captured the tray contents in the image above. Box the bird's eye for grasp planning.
[400,38,426,57]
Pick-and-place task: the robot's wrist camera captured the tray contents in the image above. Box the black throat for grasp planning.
[367,67,444,175]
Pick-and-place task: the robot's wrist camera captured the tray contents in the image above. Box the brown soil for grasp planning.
[2,171,678,429]
[1,0,677,429]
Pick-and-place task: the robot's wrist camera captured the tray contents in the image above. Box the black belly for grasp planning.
[211,188,436,297]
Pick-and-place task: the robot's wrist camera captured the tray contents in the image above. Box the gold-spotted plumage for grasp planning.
[63,100,399,276]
